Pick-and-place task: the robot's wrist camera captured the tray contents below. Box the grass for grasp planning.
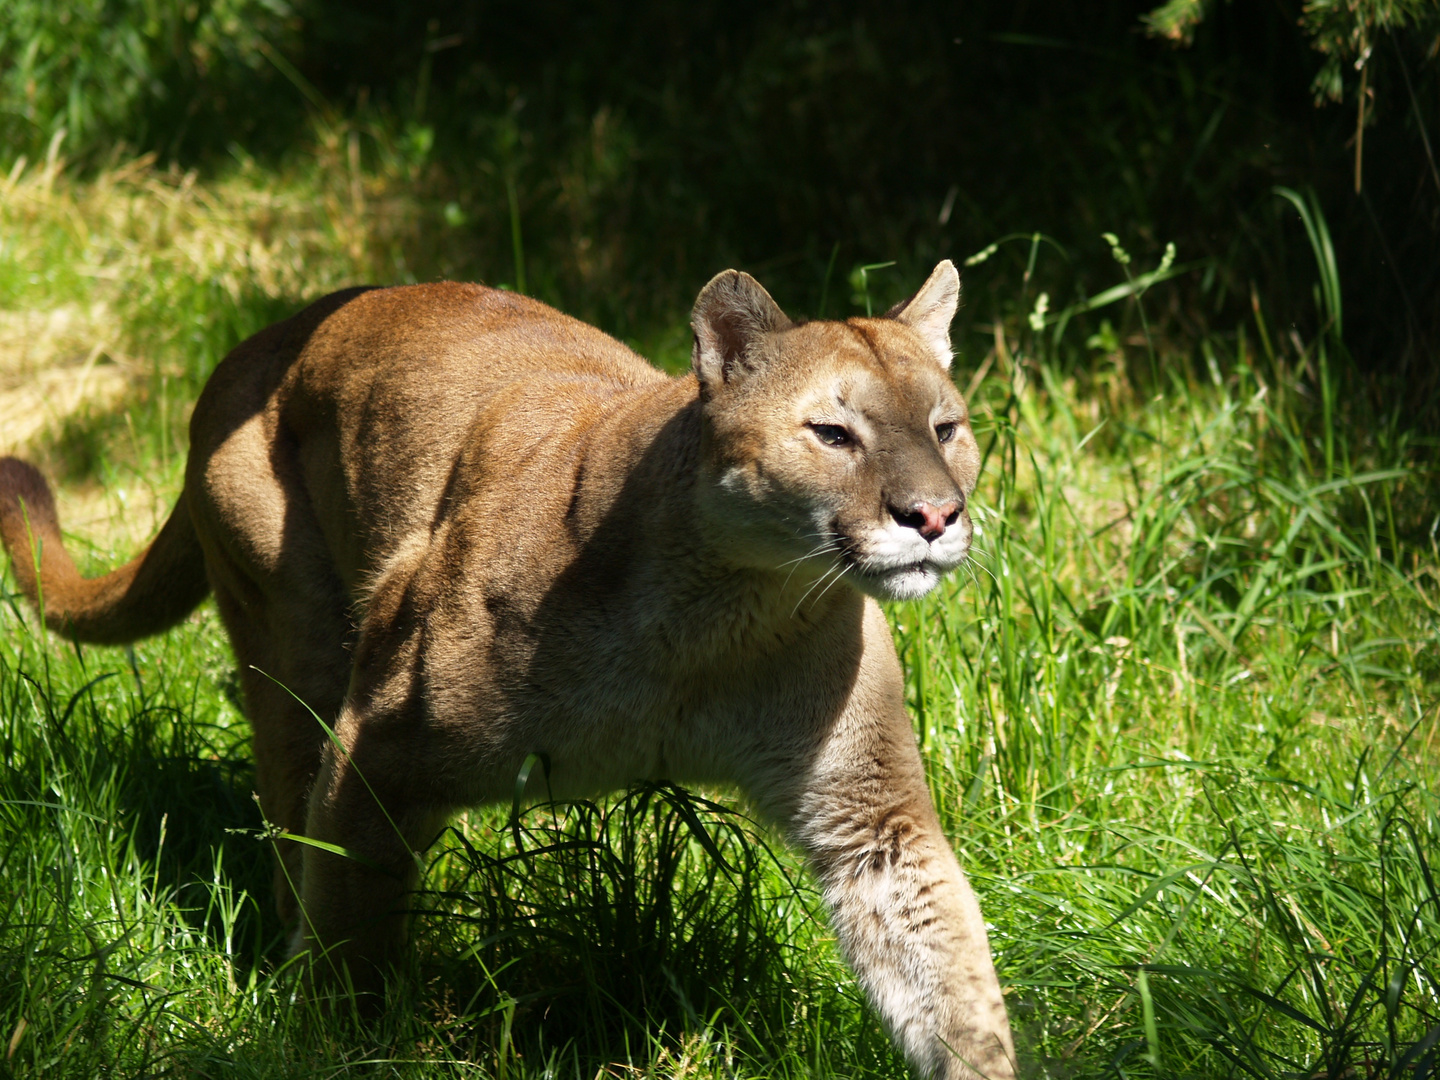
[0,156,1437,1079]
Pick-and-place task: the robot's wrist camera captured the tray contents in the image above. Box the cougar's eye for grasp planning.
[935,422,957,444]
[808,423,853,448]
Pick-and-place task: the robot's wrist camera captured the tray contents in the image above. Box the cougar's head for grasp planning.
[691,260,980,602]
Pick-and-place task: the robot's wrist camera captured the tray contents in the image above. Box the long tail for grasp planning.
[0,457,210,644]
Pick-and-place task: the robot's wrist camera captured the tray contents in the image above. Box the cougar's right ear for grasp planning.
[691,270,792,394]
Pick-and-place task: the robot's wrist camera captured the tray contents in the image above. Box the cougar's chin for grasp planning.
[845,559,945,602]
[835,525,971,602]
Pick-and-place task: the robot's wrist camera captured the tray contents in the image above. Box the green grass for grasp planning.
[0,160,1437,1079]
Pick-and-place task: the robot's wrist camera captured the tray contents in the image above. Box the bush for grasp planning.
[0,0,300,165]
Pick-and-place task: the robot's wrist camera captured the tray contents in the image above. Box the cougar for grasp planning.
[0,261,1016,1078]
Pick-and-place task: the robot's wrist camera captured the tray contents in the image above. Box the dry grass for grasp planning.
[0,144,428,552]
[0,304,131,455]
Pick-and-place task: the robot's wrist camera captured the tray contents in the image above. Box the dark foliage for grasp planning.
[294,1,1436,389]
[10,1,1434,406]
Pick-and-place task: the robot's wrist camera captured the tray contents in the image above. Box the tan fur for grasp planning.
[0,264,1016,1079]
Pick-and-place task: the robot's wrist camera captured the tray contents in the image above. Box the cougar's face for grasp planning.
[700,319,980,602]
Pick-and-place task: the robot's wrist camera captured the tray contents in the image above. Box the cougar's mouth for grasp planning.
[844,556,943,601]
[829,536,949,602]
[824,516,971,602]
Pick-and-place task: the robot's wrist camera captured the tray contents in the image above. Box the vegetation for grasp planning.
[1,2,1437,1078]
[3,2,1438,393]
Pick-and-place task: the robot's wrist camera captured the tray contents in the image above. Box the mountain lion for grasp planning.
[0,262,1016,1078]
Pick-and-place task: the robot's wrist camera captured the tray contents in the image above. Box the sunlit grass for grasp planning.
[891,332,1438,1074]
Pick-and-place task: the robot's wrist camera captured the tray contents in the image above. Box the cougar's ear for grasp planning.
[887,259,960,370]
[691,270,792,393]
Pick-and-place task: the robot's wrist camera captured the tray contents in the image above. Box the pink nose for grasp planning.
[892,500,961,541]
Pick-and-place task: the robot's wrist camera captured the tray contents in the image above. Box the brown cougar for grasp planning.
[0,261,1016,1079]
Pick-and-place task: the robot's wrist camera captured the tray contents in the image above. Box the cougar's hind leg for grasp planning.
[210,569,354,928]
[298,712,450,995]
[189,432,352,928]
[291,566,463,994]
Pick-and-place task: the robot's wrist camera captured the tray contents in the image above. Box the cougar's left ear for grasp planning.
[692,270,793,394]
[886,260,960,370]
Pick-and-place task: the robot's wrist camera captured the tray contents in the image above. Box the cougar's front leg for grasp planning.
[785,641,1016,1078]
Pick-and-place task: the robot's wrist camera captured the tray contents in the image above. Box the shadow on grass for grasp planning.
[0,633,282,962]
[405,784,877,1074]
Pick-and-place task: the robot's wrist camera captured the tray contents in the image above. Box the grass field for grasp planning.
[1,155,1437,1079]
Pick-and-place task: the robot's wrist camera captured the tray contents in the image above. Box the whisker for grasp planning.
[775,540,840,571]
[961,560,981,590]
[965,543,996,567]
[791,560,847,617]
[808,561,851,608]
[966,555,999,588]
[790,568,832,616]
[780,539,842,591]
